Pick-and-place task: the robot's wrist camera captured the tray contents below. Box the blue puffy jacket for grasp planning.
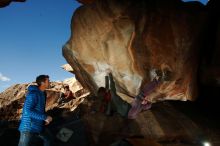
[19,85,47,133]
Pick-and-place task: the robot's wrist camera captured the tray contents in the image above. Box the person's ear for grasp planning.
[41,82,45,85]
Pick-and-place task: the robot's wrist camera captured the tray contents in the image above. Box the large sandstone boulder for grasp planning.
[80,101,205,146]
[63,0,206,102]
[77,0,95,5]
[199,0,220,86]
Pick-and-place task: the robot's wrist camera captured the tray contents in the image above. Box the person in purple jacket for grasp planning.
[18,75,52,146]
[128,68,173,119]
[128,69,164,119]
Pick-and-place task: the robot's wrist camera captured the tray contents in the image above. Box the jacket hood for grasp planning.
[27,85,41,92]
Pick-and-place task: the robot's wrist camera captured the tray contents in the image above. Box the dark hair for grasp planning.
[36,75,49,86]
[64,86,69,90]
[97,87,106,94]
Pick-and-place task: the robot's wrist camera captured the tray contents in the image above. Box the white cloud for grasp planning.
[0,73,11,82]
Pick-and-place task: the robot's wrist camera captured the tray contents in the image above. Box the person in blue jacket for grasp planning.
[18,75,53,146]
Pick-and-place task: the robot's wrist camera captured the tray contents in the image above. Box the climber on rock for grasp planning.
[128,68,172,119]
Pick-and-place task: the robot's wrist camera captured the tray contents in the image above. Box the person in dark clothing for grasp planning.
[58,85,75,104]
[97,86,112,114]
[18,75,52,146]
[97,73,131,117]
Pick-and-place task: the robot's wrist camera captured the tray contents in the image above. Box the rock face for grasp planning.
[63,0,206,102]
[199,0,220,86]
[77,0,95,5]
[80,101,206,146]
[0,84,27,121]
[61,64,74,74]
[0,0,25,8]
[206,0,220,67]
[61,64,90,97]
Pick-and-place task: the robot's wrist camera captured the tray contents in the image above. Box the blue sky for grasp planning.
[0,0,81,92]
[0,0,209,92]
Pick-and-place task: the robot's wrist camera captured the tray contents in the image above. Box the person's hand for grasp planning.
[45,116,52,125]
[108,72,113,79]
[106,69,111,74]
[141,96,149,105]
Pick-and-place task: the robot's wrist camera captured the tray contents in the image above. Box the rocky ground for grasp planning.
[0,83,220,146]
[0,100,219,146]
[0,72,219,146]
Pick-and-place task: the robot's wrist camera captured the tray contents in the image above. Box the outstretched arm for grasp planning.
[105,75,109,90]
[109,72,116,94]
